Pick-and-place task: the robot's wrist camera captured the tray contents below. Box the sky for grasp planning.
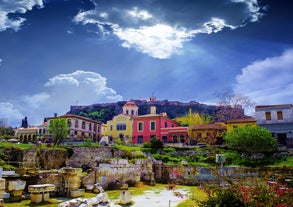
[0,0,293,127]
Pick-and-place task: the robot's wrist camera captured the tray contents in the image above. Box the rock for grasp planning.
[118,190,132,205]
[93,183,104,194]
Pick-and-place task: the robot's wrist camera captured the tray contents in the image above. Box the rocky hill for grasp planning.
[68,99,218,123]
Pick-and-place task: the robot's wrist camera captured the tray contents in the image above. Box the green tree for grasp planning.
[177,108,212,126]
[224,126,277,153]
[48,118,68,145]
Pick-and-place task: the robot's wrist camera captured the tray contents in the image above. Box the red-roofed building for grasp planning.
[132,106,188,144]
[45,114,102,143]
[190,123,226,145]
[226,118,256,132]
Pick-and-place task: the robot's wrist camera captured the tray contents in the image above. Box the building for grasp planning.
[106,101,138,144]
[37,121,48,142]
[160,126,189,144]
[46,114,102,143]
[132,106,187,144]
[15,127,38,143]
[255,104,293,147]
[226,118,256,133]
[190,123,226,145]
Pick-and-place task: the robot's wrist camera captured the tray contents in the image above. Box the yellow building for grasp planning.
[106,101,138,144]
[15,127,38,143]
[226,118,256,133]
[101,123,107,136]
[190,123,226,145]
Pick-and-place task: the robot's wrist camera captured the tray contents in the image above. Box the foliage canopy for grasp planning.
[48,118,68,145]
[224,126,277,153]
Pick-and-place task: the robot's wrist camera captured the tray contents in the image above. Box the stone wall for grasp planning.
[82,159,155,189]
[38,149,67,170]
[3,148,67,170]
[65,147,125,168]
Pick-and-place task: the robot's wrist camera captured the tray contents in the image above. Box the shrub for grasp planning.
[199,180,293,207]
[224,126,277,153]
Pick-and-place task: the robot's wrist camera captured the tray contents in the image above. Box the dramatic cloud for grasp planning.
[0,70,122,127]
[74,0,265,59]
[0,102,23,127]
[0,0,44,31]
[234,49,293,105]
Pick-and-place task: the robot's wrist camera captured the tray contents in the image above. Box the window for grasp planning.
[138,122,143,131]
[116,124,126,130]
[197,132,202,138]
[82,121,86,129]
[89,123,92,130]
[173,135,178,142]
[110,125,113,131]
[150,121,156,131]
[131,110,134,115]
[75,119,79,128]
[265,112,271,120]
[277,111,283,120]
[138,136,143,144]
[67,119,71,127]
[164,122,168,128]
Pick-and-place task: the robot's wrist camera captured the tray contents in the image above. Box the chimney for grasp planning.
[150,106,156,114]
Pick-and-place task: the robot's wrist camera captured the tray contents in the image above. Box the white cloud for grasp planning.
[0,0,44,31]
[0,70,123,127]
[0,102,24,127]
[234,49,293,105]
[0,58,2,66]
[74,0,264,59]
[230,0,264,23]
[115,24,190,59]
[126,7,152,20]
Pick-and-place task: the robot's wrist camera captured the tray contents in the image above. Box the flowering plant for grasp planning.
[199,179,293,207]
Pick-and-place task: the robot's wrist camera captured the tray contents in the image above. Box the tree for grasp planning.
[177,108,212,126]
[214,90,255,122]
[48,118,68,145]
[224,126,277,153]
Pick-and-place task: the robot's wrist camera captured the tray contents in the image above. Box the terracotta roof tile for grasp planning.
[226,118,256,123]
[191,124,226,130]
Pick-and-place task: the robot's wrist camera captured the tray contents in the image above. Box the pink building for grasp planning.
[132,106,188,144]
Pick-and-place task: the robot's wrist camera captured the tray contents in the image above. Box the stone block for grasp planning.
[7,180,26,191]
[70,189,85,198]
[28,184,55,204]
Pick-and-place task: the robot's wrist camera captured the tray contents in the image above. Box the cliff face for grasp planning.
[68,100,218,123]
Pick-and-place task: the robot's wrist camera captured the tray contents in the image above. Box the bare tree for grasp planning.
[0,118,7,127]
[214,90,255,122]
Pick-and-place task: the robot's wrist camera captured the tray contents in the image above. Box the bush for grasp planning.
[224,126,277,153]
[150,138,163,149]
[199,180,293,207]
[142,142,151,148]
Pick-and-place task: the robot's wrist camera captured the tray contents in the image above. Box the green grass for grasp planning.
[268,155,293,167]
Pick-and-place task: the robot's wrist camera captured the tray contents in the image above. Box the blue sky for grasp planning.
[0,0,293,127]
